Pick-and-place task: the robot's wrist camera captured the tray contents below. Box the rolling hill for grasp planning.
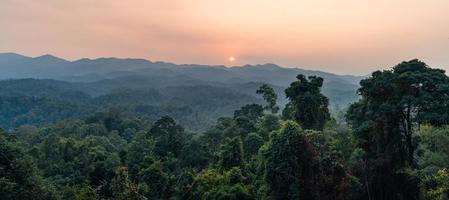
[0,53,363,130]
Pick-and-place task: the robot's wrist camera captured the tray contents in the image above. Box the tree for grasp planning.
[285,74,330,130]
[180,137,211,169]
[418,125,449,200]
[346,59,449,199]
[110,167,140,200]
[256,84,279,114]
[418,125,449,174]
[191,168,254,200]
[234,104,264,121]
[174,170,195,200]
[219,137,245,170]
[234,104,264,137]
[244,133,264,158]
[0,131,56,200]
[426,168,449,200]
[256,114,281,140]
[262,121,319,199]
[62,185,100,200]
[127,131,156,180]
[85,109,123,133]
[149,116,186,158]
[138,161,169,199]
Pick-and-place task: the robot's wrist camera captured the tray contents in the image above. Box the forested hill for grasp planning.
[0,53,362,130]
[2,59,449,200]
[0,53,362,109]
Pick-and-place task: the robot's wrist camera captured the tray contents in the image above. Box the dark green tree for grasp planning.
[262,121,319,200]
[285,74,330,130]
[234,104,264,138]
[234,104,264,121]
[110,167,140,200]
[85,109,123,133]
[219,137,245,170]
[62,185,100,200]
[0,131,56,200]
[244,133,264,158]
[191,168,254,200]
[347,59,449,199]
[180,137,211,169]
[256,84,279,114]
[127,131,155,180]
[138,161,169,199]
[418,125,449,199]
[149,116,186,158]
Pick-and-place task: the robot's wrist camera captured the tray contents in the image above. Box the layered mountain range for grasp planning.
[0,52,362,130]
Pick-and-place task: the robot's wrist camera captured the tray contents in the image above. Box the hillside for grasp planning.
[0,53,362,130]
[0,53,362,107]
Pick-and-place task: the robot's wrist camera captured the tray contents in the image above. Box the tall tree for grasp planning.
[262,121,321,200]
[256,84,279,114]
[285,74,330,130]
[346,59,449,199]
[149,116,186,158]
[234,104,264,137]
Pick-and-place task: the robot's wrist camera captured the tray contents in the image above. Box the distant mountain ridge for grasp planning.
[0,52,361,78]
[0,52,363,109]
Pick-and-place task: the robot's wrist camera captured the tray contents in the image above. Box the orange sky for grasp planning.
[1,0,448,74]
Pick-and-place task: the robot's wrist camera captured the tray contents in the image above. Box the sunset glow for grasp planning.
[1,0,448,74]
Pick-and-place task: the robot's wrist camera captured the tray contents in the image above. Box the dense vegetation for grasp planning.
[1,59,449,200]
[0,79,261,131]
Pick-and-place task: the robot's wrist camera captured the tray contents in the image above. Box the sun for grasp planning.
[229,57,235,62]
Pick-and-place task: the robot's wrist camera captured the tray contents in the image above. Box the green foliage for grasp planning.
[110,167,140,200]
[262,120,303,199]
[127,131,156,180]
[149,116,186,158]
[244,133,264,158]
[180,137,211,169]
[219,137,245,170]
[347,60,449,199]
[191,168,255,200]
[0,131,56,200]
[262,121,359,200]
[256,84,279,114]
[417,125,449,199]
[138,161,169,199]
[426,168,449,200]
[285,74,330,130]
[234,104,265,138]
[418,125,449,171]
[2,60,448,199]
[36,134,121,188]
[62,185,100,200]
[256,114,281,140]
[0,79,262,132]
[234,104,264,122]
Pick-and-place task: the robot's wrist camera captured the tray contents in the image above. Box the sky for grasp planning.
[1,0,448,75]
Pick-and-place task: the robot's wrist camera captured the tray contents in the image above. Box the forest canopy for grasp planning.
[1,59,449,200]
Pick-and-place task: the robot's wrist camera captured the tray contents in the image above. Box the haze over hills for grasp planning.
[0,52,362,99]
[0,52,362,130]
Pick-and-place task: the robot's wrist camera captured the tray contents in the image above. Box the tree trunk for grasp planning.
[406,103,414,166]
